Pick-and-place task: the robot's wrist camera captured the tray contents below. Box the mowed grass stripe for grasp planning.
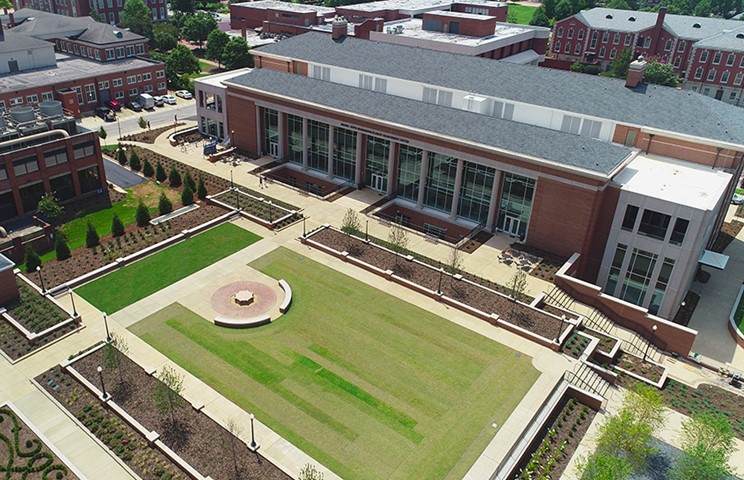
[131,248,539,480]
[77,222,261,313]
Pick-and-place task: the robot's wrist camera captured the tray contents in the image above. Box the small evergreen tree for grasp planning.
[117,148,128,166]
[37,193,63,221]
[155,162,167,182]
[136,201,151,227]
[138,116,147,129]
[55,234,71,260]
[169,166,182,187]
[181,186,194,206]
[98,125,108,147]
[184,170,196,191]
[85,221,100,247]
[129,149,142,171]
[111,213,125,237]
[197,176,207,199]
[142,159,154,177]
[24,246,41,273]
[158,192,173,215]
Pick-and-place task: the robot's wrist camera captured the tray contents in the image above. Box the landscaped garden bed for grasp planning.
[25,204,227,291]
[0,402,81,479]
[68,345,290,480]
[119,123,185,144]
[584,328,619,354]
[562,332,591,360]
[660,379,744,440]
[307,227,568,342]
[613,351,665,384]
[37,365,190,480]
[512,397,597,479]
[4,280,69,333]
[211,189,303,229]
[509,243,568,283]
[0,320,78,361]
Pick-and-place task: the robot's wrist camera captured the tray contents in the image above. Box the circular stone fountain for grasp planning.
[210,281,277,318]
[234,290,255,306]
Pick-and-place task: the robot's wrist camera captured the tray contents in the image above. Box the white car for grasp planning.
[210,11,220,20]
[162,95,177,105]
[175,90,193,99]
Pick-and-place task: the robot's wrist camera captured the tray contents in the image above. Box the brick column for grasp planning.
[449,159,464,219]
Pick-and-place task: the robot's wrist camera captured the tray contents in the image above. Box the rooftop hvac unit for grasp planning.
[9,106,35,124]
[463,95,490,114]
[39,100,63,117]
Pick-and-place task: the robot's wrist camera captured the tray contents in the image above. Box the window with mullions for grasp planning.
[638,209,671,241]
[622,205,638,231]
[619,248,658,306]
[263,108,279,153]
[287,114,303,165]
[648,257,674,315]
[307,119,329,172]
[396,145,422,202]
[332,127,356,181]
[457,161,495,223]
[496,172,535,238]
[365,136,389,191]
[13,156,39,176]
[604,243,627,295]
[44,149,68,168]
[670,218,689,245]
[423,153,457,213]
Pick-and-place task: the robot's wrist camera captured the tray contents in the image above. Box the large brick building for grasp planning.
[0,10,166,116]
[199,32,744,321]
[552,7,744,106]
[14,0,167,24]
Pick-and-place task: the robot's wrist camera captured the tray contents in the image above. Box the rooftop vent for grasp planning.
[628,16,636,21]
[113,30,123,38]
[737,33,744,38]
[606,14,613,18]
[693,23,701,28]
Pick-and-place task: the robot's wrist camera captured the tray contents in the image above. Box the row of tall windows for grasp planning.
[621,204,689,245]
[604,243,675,314]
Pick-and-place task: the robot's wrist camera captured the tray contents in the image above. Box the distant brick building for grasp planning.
[14,0,167,24]
[552,7,744,106]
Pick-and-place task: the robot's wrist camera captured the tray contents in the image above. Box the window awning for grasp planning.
[699,250,729,270]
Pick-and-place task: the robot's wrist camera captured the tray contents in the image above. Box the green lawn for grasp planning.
[129,247,539,480]
[734,288,744,334]
[507,3,538,24]
[78,223,260,313]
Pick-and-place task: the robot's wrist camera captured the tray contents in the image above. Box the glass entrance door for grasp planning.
[370,173,387,192]
[269,142,279,158]
[503,215,521,236]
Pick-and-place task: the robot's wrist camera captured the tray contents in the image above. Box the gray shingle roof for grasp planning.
[9,8,144,45]
[228,68,633,175]
[255,33,744,145]
[692,25,744,50]
[0,30,53,54]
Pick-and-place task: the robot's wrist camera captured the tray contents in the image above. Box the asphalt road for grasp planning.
[103,158,146,189]
[82,100,197,139]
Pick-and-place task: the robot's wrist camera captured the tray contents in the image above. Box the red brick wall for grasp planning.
[451,2,507,22]
[266,8,318,26]
[335,7,398,22]
[226,90,259,154]
[230,4,268,29]
[0,270,19,305]
[422,12,497,37]
[578,185,620,281]
[254,54,292,72]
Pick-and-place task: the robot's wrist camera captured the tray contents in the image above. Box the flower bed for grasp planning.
[120,123,185,144]
[0,403,80,480]
[23,205,227,290]
[37,366,189,480]
[70,346,291,480]
[562,332,591,360]
[513,397,597,479]
[211,189,303,230]
[660,380,744,440]
[584,328,618,354]
[614,351,665,384]
[4,280,69,333]
[307,227,567,341]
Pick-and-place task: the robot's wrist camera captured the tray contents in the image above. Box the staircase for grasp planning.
[564,362,611,399]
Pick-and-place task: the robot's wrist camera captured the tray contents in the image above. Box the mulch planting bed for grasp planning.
[460,230,493,254]
[71,347,291,480]
[613,351,664,383]
[310,228,565,340]
[38,365,189,480]
[583,328,617,354]
[711,221,743,253]
[4,280,69,333]
[0,321,78,361]
[562,333,590,360]
[120,123,185,144]
[509,243,567,283]
[212,190,303,229]
[23,204,226,290]
[0,404,80,480]
[659,379,744,439]
[672,291,700,327]
[513,397,597,479]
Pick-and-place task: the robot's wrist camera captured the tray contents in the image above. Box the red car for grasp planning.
[106,100,122,111]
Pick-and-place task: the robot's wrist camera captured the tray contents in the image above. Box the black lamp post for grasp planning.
[644,325,658,363]
[365,220,369,242]
[248,413,259,451]
[36,266,46,293]
[437,267,444,295]
[103,312,111,342]
[117,117,122,140]
[174,114,177,133]
[302,216,306,237]
[69,289,78,317]
[97,365,108,399]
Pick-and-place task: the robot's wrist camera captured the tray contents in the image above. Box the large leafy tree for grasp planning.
[152,23,180,52]
[554,0,574,20]
[0,0,12,14]
[670,412,735,480]
[206,29,229,67]
[160,44,200,88]
[182,11,217,49]
[222,36,254,70]
[120,0,152,39]
[643,60,680,87]
[171,0,195,13]
[611,48,633,78]
[529,5,551,26]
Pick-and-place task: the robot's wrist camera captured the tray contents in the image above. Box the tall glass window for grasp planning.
[619,248,658,306]
[457,161,495,223]
[365,136,390,192]
[287,114,303,165]
[396,145,423,201]
[423,153,458,213]
[307,119,329,172]
[648,258,674,315]
[497,172,535,238]
[263,108,278,153]
[604,244,627,295]
[333,127,356,181]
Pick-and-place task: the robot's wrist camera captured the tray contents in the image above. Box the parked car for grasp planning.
[210,11,220,20]
[95,107,116,122]
[153,95,165,107]
[106,99,122,111]
[733,193,744,205]
[162,95,177,105]
[126,101,143,112]
[175,90,193,99]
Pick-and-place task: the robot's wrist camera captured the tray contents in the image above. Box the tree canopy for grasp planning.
[206,29,230,67]
[152,23,180,51]
[610,48,634,78]
[529,5,551,26]
[166,44,201,76]
[670,412,735,480]
[643,60,680,87]
[120,0,152,39]
[222,37,254,70]
[183,11,217,49]
[171,0,195,13]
